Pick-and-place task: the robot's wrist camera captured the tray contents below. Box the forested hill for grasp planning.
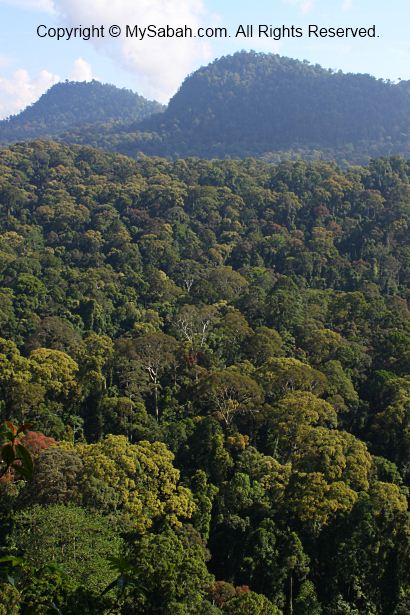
[3,53,410,163]
[130,51,410,160]
[1,141,410,612]
[0,80,163,144]
[56,52,410,163]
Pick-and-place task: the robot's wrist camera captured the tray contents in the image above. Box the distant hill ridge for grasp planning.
[0,80,164,144]
[2,52,410,164]
[130,51,410,160]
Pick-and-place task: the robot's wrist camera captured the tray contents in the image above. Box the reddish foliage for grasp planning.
[327,220,344,237]
[0,470,13,484]
[207,582,251,607]
[235,585,251,594]
[207,581,236,607]
[21,431,57,456]
[1,422,39,483]
[269,223,287,234]
[184,351,198,367]
[314,204,330,218]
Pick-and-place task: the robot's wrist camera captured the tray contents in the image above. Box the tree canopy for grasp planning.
[0,141,410,613]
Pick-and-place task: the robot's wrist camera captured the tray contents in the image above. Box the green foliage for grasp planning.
[222,590,282,614]
[0,582,20,615]
[10,503,122,592]
[77,435,195,531]
[0,141,410,613]
[199,368,263,428]
[118,527,213,614]
[20,446,83,505]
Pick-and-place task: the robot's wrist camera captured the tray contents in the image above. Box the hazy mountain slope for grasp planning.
[0,80,163,144]
[3,52,410,164]
[132,51,410,158]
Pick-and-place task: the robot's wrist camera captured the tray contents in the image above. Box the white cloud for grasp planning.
[50,0,214,102]
[342,0,353,11]
[0,58,94,119]
[70,57,93,81]
[0,0,55,12]
[284,0,316,14]
[0,68,59,119]
[300,0,315,14]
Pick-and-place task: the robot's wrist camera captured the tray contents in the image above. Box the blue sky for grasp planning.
[0,0,409,118]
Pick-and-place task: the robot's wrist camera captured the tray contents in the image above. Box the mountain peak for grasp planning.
[0,80,163,144]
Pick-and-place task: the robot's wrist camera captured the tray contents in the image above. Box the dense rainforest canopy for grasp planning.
[1,141,410,613]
